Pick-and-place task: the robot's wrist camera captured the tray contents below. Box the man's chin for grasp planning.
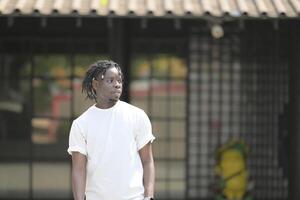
[108,97,119,103]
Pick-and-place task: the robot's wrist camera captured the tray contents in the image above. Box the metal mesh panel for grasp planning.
[130,40,187,199]
[187,30,289,199]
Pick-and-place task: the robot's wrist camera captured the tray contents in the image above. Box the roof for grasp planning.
[0,0,299,19]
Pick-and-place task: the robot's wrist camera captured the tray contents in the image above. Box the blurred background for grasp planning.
[1,0,300,200]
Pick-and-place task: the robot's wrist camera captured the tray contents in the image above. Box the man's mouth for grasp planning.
[113,90,122,94]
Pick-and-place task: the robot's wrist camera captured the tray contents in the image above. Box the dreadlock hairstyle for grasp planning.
[82,60,123,101]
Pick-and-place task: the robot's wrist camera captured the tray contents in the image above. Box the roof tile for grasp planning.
[0,0,299,18]
[290,0,300,14]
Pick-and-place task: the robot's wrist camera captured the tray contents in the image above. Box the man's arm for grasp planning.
[139,142,155,198]
[71,152,87,200]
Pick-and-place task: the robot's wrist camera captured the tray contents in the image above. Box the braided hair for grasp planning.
[82,60,123,101]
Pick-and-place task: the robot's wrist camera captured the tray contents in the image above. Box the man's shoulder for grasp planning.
[118,100,144,113]
[73,105,95,124]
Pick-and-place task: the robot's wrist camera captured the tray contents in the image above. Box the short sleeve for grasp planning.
[67,120,87,156]
[135,110,155,151]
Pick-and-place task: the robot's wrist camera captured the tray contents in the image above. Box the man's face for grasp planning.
[92,67,123,104]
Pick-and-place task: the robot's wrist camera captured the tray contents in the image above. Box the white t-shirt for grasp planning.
[67,100,155,200]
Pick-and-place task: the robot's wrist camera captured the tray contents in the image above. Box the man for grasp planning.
[67,60,155,200]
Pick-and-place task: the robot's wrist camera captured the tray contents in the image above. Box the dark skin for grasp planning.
[71,67,155,200]
[92,67,123,109]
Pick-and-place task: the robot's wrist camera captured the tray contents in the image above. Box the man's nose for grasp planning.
[114,81,122,88]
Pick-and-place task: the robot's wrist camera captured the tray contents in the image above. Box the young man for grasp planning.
[67,60,155,200]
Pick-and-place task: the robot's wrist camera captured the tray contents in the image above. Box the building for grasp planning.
[1,0,300,199]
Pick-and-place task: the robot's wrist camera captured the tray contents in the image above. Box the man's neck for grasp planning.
[95,99,117,109]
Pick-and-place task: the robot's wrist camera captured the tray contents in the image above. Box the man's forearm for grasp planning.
[72,168,86,200]
[71,152,87,200]
[143,160,155,197]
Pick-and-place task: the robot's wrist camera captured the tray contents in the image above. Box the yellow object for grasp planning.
[100,0,109,6]
[215,140,249,200]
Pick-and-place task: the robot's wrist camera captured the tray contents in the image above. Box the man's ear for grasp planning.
[92,78,98,91]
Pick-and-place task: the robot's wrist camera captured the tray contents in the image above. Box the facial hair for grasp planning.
[108,98,118,103]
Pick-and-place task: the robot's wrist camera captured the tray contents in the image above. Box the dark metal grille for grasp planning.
[130,39,187,199]
[187,29,289,199]
[0,38,107,199]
